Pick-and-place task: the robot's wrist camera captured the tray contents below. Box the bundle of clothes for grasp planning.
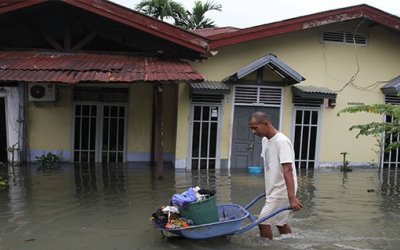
[150,186,216,229]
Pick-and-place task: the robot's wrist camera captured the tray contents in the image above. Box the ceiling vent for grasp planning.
[28,83,56,101]
[322,31,368,45]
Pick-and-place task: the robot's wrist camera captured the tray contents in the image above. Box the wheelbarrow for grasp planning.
[153,193,292,239]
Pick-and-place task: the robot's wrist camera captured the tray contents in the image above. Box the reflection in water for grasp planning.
[4,165,29,232]
[379,167,400,209]
[73,163,127,195]
[0,165,399,250]
[74,163,97,194]
[102,164,125,193]
[296,168,316,217]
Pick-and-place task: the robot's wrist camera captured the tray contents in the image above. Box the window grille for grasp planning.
[190,105,220,169]
[293,109,320,169]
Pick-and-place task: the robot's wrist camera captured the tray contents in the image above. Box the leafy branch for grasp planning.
[337,104,400,117]
[338,104,400,151]
[34,152,62,168]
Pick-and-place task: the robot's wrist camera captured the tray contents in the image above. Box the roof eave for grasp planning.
[381,87,400,95]
[381,76,400,94]
[225,54,305,84]
[0,0,46,15]
[0,0,210,57]
[67,0,210,56]
[209,4,400,49]
[292,86,337,99]
[0,51,205,83]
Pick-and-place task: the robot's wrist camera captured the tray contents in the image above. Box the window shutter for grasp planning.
[235,86,282,106]
[192,94,223,103]
[385,94,400,105]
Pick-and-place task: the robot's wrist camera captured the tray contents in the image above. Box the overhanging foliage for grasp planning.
[337,103,400,151]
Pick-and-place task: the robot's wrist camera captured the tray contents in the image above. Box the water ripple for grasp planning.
[0,165,399,249]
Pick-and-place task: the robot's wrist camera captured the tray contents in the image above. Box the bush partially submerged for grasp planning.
[34,152,62,168]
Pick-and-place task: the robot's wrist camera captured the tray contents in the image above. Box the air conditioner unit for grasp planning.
[28,83,56,101]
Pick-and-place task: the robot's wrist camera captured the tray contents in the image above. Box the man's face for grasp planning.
[248,119,267,137]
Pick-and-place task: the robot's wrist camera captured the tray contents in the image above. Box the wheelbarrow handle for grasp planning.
[233,206,292,235]
[244,193,266,210]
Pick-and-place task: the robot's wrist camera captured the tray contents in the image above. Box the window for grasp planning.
[322,31,368,45]
[293,108,320,169]
[73,87,128,163]
[190,105,220,169]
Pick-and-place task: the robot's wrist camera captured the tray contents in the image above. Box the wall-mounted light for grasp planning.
[323,98,336,108]
[328,99,336,108]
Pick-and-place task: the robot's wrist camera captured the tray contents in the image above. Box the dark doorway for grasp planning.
[0,97,7,162]
[230,106,280,168]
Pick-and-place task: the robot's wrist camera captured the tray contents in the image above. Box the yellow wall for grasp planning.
[127,83,177,154]
[27,83,177,161]
[175,83,190,164]
[27,85,72,152]
[221,93,232,159]
[189,21,400,166]
[128,83,153,152]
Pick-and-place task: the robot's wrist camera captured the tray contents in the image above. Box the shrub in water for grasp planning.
[34,152,62,168]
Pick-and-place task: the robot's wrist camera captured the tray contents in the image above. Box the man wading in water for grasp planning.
[248,111,303,239]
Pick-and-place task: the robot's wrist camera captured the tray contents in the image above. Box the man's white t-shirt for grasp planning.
[261,132,298,200]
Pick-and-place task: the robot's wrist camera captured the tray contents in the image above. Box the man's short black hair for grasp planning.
[250,111,269,124]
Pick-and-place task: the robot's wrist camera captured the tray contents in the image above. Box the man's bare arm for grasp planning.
[282,163,303,211]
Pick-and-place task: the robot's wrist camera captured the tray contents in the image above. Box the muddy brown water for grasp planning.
[0,164,399,250]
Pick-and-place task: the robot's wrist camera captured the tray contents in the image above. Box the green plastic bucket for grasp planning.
[180,195,219,225]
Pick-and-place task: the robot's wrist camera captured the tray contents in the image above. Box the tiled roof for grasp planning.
[191,27,240,37]
[0,51,203,83]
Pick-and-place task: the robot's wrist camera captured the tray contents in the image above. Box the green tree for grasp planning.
[337,103,400,151]
[180,1,222,29]
[135,0,186,24]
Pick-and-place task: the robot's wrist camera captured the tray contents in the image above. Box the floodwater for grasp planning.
[0,164,399,250]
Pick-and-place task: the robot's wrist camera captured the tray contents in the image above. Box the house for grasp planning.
[0,0,209,176]
[184,4,400,169]
[0,1,399,170]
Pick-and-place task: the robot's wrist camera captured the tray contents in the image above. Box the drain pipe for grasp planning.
[18,82,26,163]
